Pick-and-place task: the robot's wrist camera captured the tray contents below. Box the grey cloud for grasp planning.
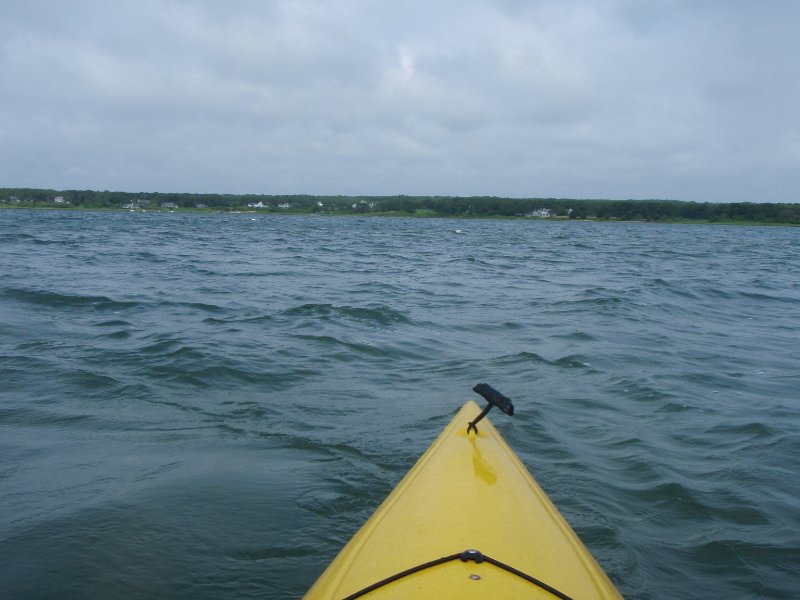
[1,0,798,201]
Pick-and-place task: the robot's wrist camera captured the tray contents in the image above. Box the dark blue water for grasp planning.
[1,210,798,599]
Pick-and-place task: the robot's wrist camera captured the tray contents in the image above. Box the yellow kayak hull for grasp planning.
[305,401,622,599]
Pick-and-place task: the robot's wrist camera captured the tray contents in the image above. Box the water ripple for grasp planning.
[1,213,799,599]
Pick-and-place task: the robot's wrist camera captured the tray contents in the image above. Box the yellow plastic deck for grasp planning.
[304,401,622,599]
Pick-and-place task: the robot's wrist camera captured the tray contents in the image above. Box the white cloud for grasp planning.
[0,0,798,201]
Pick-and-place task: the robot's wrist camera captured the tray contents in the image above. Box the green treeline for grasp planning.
[2,188,799,224]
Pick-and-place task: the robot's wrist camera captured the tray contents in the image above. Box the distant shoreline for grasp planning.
[2,204,797,227]
[3,187,799,225]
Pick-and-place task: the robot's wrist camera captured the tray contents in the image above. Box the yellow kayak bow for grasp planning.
[305,389,622,599]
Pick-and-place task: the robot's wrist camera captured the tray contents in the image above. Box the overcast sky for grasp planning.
[1,1,798,202]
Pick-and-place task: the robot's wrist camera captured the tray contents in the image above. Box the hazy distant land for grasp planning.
[2,188,798,225]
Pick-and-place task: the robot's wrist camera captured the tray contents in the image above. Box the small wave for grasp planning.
[489,351,597,371]
[695,286,733,300]
[296,470,394,518]
[606,377,675,403]
[230,546,319,561]
[2,288,139,310]
[296,487,370,518]
[552,331,596,341]
[136,337,188,355]
[31,237,76,246]
[92,319,132,327]
[95,329,131,340]
[350,281,406,294]
[648,278,699,299]
[705,421,777,440]
[464,256,494,267]
[0,232,37,242]
[202,314,275,325]
[657,401,696,413]
[282,303,411,326]
[163,300,226,313]
[627,481,712,520]
[738,290,798,304]
[0,407,91,427]
[65,370,124,391]
[544,295,626,313]
[148,361,319,390]
[553,354,597,369]
[292,334,390,358]
[684,538,798,596]
[195,365,319,386]
[490,351,549,366]
[131,250,168,263]
[189,267,219,277]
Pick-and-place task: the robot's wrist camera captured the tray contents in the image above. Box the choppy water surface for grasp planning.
[1,210,799,599]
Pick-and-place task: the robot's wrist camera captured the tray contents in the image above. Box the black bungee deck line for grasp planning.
[340,548,575,600]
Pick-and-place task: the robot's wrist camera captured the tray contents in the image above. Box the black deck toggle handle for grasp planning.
[467,383,514,434]
[473,383,514,415]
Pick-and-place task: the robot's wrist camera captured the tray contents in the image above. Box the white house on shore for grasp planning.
[525,208,552,218]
